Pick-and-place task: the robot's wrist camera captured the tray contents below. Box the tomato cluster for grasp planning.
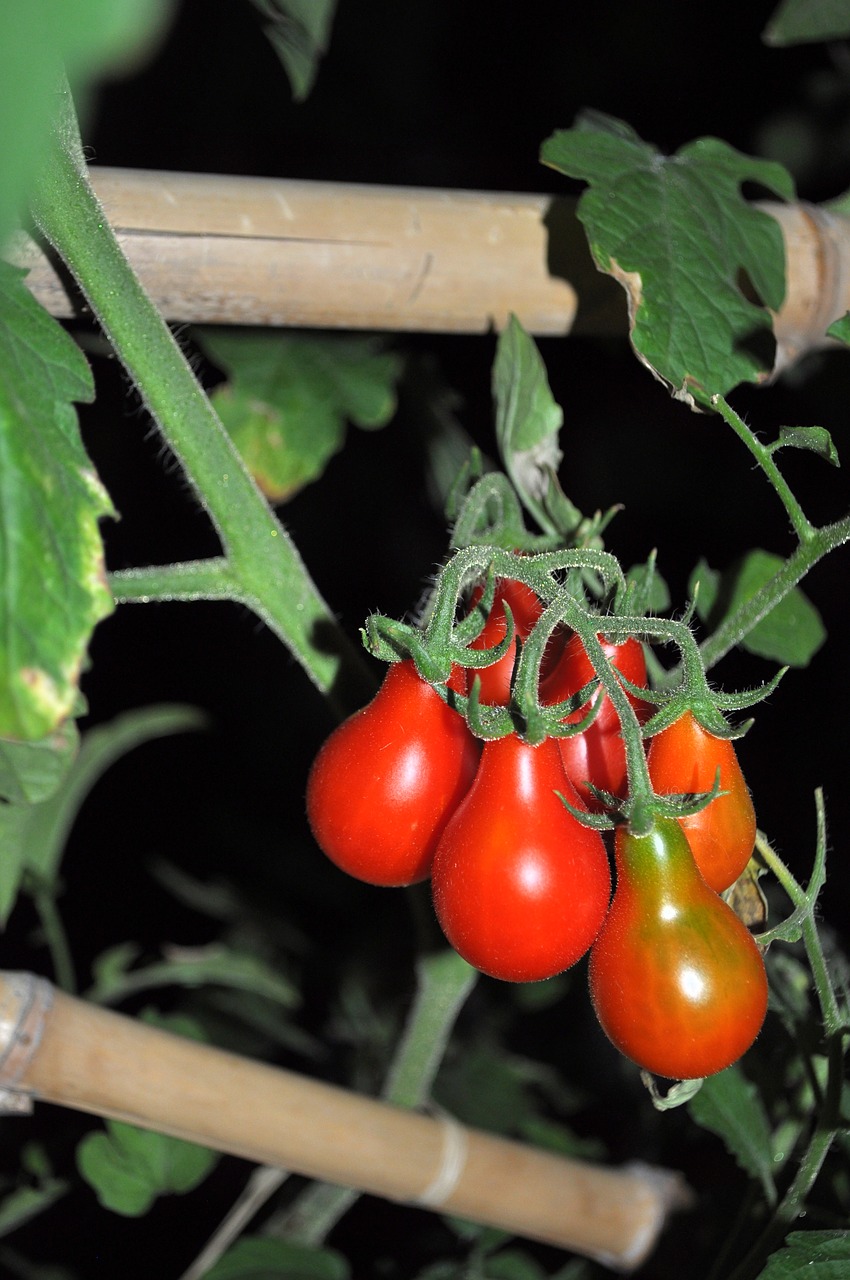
[306,572,767,1079]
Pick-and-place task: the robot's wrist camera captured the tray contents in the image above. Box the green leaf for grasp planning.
[492,316,565,533]
[76,1012,217,1217]
[826,312,850,343]
[0,0,174,249]
[203,1236,350,1280]
[249,0,338,102]
[0,262,114,741]
[77,1119,215,1217]
[0,721,79,805]
[689,1064,776,1203]
[763,0,850,45]
[88,941,299,1010]
[691,549,825,666]
[197,329,402,501]
[772,425,840,467]
[754,1231,850,1277]
[541,112,794,402]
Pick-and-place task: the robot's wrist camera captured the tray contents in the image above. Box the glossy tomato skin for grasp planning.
[589,817,768,1080]
[306,660,480,887]
[465,578,543,705]
[647,712,756,893]
[541,634,650,809]
[431,735,611,981]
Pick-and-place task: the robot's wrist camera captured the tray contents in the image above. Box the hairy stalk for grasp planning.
[698,515,850,673]
[713,397,814,543]
[28,79,370,709]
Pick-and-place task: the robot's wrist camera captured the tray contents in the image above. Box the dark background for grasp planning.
[14,3,850,1275]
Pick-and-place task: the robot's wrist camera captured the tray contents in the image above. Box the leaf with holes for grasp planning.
[541,112,794,403]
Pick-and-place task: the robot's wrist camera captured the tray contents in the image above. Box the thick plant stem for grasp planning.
[28,80,369,705]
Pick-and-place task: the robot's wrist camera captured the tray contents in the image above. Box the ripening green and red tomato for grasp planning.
[647,712,756,893]
[589,816,768,1080]
[541,633,650,809]
[306,660,480,886]
[431,735,611,981]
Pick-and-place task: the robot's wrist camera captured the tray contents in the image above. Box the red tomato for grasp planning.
[541,634,650,809]
[431,735,611,981]
[589,817,767,1079]
[647,712,756,893]
[464,577,543,705]
[306,660,480,887]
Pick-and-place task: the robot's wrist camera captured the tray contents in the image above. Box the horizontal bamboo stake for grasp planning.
[10,168,581,334]
[0,972,688,1270]
[11,171,847,370]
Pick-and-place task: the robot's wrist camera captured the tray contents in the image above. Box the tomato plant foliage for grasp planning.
[0,3,849,1280]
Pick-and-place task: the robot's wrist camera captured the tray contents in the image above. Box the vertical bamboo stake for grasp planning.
[0,972,688,1270]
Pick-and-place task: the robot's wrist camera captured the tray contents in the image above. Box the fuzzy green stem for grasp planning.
[31,888,76,994]
[713,397,815,544]
[699,514,850,672]
[28,80,369,706]
[381,949,478,1109]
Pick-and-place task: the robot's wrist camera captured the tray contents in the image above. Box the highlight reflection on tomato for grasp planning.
[589,816,768,1079]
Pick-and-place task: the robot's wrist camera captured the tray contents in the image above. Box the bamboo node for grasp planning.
[414,1114,469,1208]
[0,973,54,1112]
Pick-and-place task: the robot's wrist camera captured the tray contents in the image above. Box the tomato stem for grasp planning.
[29,78,371,713]
[712,396,815,544]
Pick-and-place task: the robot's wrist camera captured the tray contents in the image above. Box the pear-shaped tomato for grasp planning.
[647,712,756,893]
[589,816,767,1079]
[431,735,611,981]
[307,660,480,886]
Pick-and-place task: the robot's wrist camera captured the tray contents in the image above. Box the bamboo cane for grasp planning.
[10,168,580,334]
[11,172,847,368]
[0,972,688,1271]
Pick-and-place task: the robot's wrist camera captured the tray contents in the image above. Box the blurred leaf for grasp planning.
[541,112,793,402]
[24,704,206,887]
[203,1236,350,1279]
[690,550,825,666]
[0,1143,68,1240]
[763,0,850,45]
[0,721,79,805]
[198,329,402,501]
[483,1249,549,1280]
[519,1115,606,1161]
[754,1231,850,1276]
[689,1064,776,1203]
[0,0,174,249]
[249,0,337,101]
[0,262,114,741]
[434,1044,538,1135]
[826,313,850,343]
[76,1012,217,1216]
[492,316,568,535]
[88,941,299,1009]
[0,705,203,926]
